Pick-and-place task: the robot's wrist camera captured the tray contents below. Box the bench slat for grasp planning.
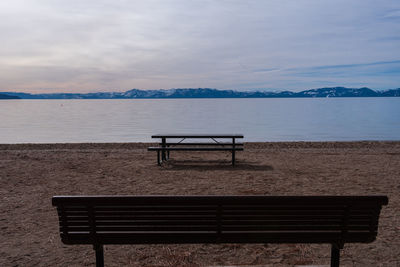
[60,225,375,232]
[59,231,377,245]
[53,195,388,205]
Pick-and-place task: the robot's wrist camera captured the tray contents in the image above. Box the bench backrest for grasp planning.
[52,195,388,246]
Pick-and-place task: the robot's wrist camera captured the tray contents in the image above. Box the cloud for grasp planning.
[382,9,400,19]
[253,68,281,73]
[0,0,399,92]
[285,60,400,77]
[297,60,400,71]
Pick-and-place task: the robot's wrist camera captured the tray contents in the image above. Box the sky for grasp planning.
[0,0,399,93]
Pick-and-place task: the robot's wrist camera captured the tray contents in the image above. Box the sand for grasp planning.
[0,142,399,267]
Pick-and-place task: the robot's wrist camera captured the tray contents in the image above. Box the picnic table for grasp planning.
[148,134,244,165]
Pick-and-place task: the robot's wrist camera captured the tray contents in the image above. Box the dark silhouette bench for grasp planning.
[148,134,244,165]
[52,195,388,267]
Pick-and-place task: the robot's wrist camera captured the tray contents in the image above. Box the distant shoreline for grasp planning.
[1,87,399,99]
[2,96,400,100]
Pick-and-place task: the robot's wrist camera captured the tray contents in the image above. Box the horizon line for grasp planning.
[2,86,400,95]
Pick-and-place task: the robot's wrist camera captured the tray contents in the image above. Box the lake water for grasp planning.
[1,98,399,143]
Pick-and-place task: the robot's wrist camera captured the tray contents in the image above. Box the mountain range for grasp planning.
[0,93,20,99]
[1,87,399,99]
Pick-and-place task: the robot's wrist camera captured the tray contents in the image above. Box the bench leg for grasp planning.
[94,244,104,267]
[330,244,340,267]
[157,150,161,165]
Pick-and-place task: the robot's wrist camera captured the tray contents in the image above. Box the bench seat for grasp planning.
[148,146,243,165]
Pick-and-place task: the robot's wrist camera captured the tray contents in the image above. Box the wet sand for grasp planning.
[0,142,399,266]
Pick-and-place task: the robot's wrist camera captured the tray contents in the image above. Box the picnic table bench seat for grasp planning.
[52,195,388,267]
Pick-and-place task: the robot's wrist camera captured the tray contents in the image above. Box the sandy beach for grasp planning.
[0,141,399,267]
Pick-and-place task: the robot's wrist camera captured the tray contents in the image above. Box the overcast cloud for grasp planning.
[0,0,399,93]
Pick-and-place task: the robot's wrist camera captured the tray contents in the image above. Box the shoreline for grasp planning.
[1,140,399,150]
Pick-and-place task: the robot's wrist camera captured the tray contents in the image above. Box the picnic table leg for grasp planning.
[94,244,104,267]
[162,138,166,161]
[232,138,236,166]
[157,150,161,165]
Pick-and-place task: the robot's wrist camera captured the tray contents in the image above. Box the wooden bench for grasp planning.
[52,195,388,267]
[148,134,244,165]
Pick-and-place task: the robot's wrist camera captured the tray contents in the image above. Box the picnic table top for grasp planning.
[151,134,244,138]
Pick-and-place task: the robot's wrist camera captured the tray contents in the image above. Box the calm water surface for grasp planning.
[1,98,399,143]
